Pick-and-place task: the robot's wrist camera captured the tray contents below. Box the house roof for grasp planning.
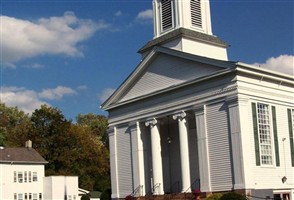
[138,27,228,54]
[0,147,48,164]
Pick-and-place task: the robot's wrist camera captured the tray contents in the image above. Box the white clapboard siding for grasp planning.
[120,54,221,102]
[206,102,233,191]
[116,126,134,196]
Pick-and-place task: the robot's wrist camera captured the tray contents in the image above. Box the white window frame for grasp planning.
[256,103,275,166]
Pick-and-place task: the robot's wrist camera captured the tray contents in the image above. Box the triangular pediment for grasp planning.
[102,47,235,110]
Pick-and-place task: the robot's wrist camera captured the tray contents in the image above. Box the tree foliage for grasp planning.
[0,104,110,191]
[76,113,108,147]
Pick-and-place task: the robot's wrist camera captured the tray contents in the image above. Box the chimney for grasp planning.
[25,140,32,148]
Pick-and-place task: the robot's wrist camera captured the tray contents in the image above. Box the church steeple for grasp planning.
[139,0,228,61]
[153,0,213,38]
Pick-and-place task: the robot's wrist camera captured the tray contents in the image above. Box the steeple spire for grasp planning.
[139,0,228,61]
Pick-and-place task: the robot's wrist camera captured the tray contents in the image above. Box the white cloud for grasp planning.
[1,85,78,114]
[136,9,153,22]
[253,55,294,75]
[1,87,48,114]
[99,88,115,103]
[1,12,110,66]
[39,86,77,100]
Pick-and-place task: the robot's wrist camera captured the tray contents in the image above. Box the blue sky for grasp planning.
[1,0,293,120]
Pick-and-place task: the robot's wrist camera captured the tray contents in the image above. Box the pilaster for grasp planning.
[108,126,120,198]
[226,95,253,189]
[129,122,145,196]
[193,105,211,192]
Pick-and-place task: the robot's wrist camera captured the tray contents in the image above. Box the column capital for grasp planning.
[145,118,157,127]
[172,111,186,120]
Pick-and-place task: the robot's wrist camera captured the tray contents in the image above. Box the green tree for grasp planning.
[30,105,71,174]
[76,113,108,147]
[0,103,31,147]
[29,105,110,191]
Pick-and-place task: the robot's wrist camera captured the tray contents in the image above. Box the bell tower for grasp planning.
[153,0,212,38]
[139,0,228,61]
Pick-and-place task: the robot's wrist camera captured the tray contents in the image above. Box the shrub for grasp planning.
[219,192,247,200]
[101,188,112,200]
[206,193,223,200]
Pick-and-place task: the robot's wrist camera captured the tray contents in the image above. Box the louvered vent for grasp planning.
[191,0,202,28]
[161,0,173,31]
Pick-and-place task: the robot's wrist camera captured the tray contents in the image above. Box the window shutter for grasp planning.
[272,106,280,166]
[252,103,260,166]
[191,0,202,28]
[287,109,294,167]
[161,0,173,31]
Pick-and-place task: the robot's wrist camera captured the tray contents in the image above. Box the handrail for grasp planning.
[145,183,161,200]
[184,179,200,200]
[126,185,143,199]
[132,185,144,197]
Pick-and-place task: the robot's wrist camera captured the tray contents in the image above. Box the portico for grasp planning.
[144,111,195,195]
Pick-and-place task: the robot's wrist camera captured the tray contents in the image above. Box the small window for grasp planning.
[28,172,32,182]
[14,171,17,182]
[18,172,23,183]
[68,195,72,200]
[73,195,76,200]
[29,193,32,200]
[14,193,17,200]
[25,193,28,200]
[24,171,27,183]
[18,194,23,200]
[39,193,42,200]
[32,172,37,182]
[33,193,37,200]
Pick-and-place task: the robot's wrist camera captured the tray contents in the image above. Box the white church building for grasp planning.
[101,0,294,199]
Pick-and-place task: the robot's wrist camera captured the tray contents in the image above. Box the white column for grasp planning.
[130,122,145,196]
[145,118,164,195]
[173,111,191,192]
[194,105,211,192]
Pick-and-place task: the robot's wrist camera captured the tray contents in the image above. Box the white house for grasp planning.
[0,141,82,200]
[0,141,47,200]
[43,176,79,200]
[101,0,294,199]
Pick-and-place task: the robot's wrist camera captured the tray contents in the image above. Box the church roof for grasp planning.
[101,46,293,111]
[0,147,48,164]
[138,28,228,54]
